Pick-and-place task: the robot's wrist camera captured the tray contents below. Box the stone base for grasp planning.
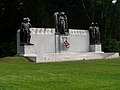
[55,35,60,53]
[90,44,103,53]
[26,52,119,63]
[17,45,35,56]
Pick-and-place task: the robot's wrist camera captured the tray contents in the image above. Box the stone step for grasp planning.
[34,52,119,62]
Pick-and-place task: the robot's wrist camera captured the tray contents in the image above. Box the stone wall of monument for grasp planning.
[30,28,56,55]
[17,28,90,57]
[17,28,119,62]
[69,29,89,53]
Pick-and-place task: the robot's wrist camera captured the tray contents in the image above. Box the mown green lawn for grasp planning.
[0,57,120,90]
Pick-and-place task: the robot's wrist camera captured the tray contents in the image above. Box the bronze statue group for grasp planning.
[20,17,32,45]
[54,12,69,35]
[19,12,100,46]
[89,22,100,45]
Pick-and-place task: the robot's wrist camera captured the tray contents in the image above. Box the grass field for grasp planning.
[0,57,120,90]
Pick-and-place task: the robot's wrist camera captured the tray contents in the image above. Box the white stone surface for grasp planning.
[69,29,89,53]
[17,28,56,56]
[17,29,36,56]
[17,30,22,55]
[90,44,102,53]
[17,28,119,62]
[33,52,119,62]
[55,35,60,53]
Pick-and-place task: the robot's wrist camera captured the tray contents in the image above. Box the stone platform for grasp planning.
[17,28,119,63]
[25,52,119,63]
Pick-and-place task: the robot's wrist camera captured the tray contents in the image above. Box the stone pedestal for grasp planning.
[17,45,36,56]
[17,29,36,56]
[55,35,60,53]
[16,28,119,63]
[90,44,103,53]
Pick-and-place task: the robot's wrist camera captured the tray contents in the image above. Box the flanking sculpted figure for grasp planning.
[20,17,32,45]
[89,22,100,44]
[54,12,69,35]
[89,22,95,44]
[94,22,100,44]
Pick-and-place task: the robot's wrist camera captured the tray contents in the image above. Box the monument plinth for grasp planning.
[90,44,103,53]
[17,16,119,62]
[17,28,119,62]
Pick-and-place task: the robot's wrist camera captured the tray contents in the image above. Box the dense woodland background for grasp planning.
[0,0,120,57]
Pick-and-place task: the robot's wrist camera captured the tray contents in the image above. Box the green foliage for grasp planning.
[0,41,16,57]
[95,0,102,4]
[102,38,120,53]
[0,57,120,89]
